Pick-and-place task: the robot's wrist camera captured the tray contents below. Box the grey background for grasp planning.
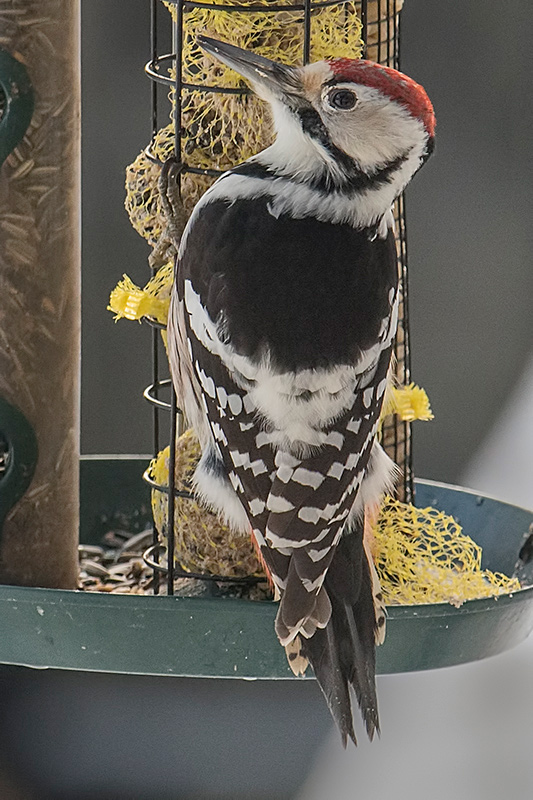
[81,0,533,487]
[402,0,533,483]
[1,1,533,798]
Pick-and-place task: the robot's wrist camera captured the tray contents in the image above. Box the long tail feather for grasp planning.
[300,522,379,745]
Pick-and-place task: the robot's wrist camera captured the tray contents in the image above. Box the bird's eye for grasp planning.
[327,88,357,110]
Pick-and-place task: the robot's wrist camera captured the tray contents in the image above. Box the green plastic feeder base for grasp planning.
[0,457,532,678]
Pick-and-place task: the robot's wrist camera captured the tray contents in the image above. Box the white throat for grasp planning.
[188,98,428,234]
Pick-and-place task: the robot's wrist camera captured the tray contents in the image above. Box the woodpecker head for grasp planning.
[198,36,434,198]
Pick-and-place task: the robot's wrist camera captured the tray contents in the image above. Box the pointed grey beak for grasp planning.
[197,35,301,98]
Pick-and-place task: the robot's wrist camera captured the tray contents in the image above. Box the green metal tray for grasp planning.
[0,456,532,678]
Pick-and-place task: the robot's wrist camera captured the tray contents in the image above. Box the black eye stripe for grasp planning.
[297,106,331,146]
[328,88,357,110]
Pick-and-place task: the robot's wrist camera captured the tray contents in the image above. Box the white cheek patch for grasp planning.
[326,84,424,167]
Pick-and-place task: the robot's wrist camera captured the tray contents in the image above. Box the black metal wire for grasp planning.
[145,144,224,178]
[165,3,185,596]
[303,0,312,64]
[397,192,414,502]
[170,0,353,9]
[393,0,399,68]
[360,0,367,58]
[144,378,186,412]
[396,0,402,69]
[166,385,178,594]
[150,0,161,595]
[146,56,252,94]
[391,3,414,502]
[144,545,265,585]
[150,1,158,137]
[386,0,392,64]
[145,316,167,330]
[143,468,193,499]
[377,0,382,59]
[173,3,184,162]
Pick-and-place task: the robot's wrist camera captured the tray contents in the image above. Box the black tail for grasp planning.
[300,523,379,746]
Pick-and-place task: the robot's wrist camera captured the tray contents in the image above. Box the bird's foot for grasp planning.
[149,157,188,271]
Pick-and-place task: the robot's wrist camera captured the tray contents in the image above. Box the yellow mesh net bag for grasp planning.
[148,430,520,605]
[149,429,263,577]
[125,0,366,243]
[108,263,173,325]
[373,499,520,606]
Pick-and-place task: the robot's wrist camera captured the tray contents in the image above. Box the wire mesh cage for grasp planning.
[137,0,412,594]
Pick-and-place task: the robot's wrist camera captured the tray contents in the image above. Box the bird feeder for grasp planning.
[106,0,533,674]
[1,0,533,723]
[125,0,416,593]
[0,0,80,590]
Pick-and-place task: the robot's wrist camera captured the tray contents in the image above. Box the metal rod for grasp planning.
[396,0,402,69]
[150,0,158,136]
[398,192,413,502]
[143,378,182,411]
[393,0,399,68]
[377,0,382,62]
[161,0,185,596]
[167,386,178,594]
[179,0,351,10]
[143,545,264,584]
[360,0,368,58]
[180,165,224,177]
[150,0,161,595]
[386,0,392,65]
[303,0,312,64]
[152,353,160,444]
[180,81,249,95]
[146,58,252,94]
[145,142,225,177]
[173,2,184,164]
[395,5,412,501]
[143,468,193,499]
[181,81,248,95]
[399,196,411,385]
[145,316,167,330]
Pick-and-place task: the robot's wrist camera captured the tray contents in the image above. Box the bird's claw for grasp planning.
[149,157,188,270]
